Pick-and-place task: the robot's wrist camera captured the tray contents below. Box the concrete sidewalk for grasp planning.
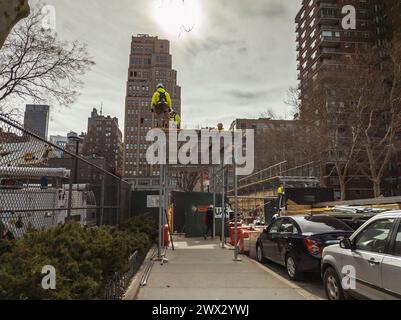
[136,237,319,300]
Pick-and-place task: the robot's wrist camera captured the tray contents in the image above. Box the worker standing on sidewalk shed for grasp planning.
[151,83,172,128]
[277,183,285,213]
[169,109,181,129]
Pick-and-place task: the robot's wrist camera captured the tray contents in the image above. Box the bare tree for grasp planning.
[301,56,376,200]
[0,0,30,49]
[298,37,401,199]
[0,6,94,115]
[285,86,301,120]
[355,37,401,197]
[176,169,203,192]
[259,107,279,120]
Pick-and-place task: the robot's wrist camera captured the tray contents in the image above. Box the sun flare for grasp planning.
[152,0,202,38]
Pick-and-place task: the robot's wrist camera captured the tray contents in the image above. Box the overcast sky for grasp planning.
[30,0,301,136]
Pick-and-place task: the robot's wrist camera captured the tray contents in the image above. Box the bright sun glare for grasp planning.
[153,0,202,38]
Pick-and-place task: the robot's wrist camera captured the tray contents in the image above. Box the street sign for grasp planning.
[147,195,160,208]
[214,207,231,219]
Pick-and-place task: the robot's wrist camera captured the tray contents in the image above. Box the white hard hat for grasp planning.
[157,83,165,89]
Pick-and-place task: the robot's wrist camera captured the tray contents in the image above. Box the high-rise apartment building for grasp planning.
[82,108,123,176]
[24,104,50,139]
[295,0,401,199]
[123,34,181,188]
[295,0,381,99]
[295,0,383,199]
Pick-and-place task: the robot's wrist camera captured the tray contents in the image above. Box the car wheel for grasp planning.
[256,243,266,263]
[323,267,345,300]
[286,254,302,281]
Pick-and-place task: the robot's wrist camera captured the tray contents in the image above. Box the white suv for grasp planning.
[322,212,401,300]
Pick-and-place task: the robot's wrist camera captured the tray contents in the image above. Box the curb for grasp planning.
[226,243,322,300]
[247,257,322,300]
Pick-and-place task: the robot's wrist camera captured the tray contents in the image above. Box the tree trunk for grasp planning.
[339,177,347,201]
[0,0,30,49]
[373,180,381,198]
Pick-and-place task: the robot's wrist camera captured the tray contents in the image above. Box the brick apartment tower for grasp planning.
[123,34,181,188]
[295,0,383,100]
[295,0,386,199]
[82,108,124,176]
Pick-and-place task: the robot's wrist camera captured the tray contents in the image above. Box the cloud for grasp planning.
[24,0,301,136]
[226,89,266,100]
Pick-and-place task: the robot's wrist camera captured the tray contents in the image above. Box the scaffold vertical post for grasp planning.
[158,163,164,259]
[233,162,241,261]
[164,164,168,246]
[212,165,216,240]
[221,164,225,248]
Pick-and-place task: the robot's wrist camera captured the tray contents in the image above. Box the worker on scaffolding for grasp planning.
[277,183,285,214]
[151,83,172,128]
[169,109,181,129]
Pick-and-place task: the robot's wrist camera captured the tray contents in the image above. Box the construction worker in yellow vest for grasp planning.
[277,184,285,213]
[169,109,181,129]
[151,83,172,128]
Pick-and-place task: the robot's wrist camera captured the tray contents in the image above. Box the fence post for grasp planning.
[117,179,121,225]
[67,136,81,222]
[100,174,105,226]
[67,169,73,222]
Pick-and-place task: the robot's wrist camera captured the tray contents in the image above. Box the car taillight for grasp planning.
[304,238,322,256]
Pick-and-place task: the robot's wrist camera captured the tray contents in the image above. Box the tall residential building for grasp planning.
[81,108,123,176]
[24,104,50,139]
[295,0,381,100]
[295,0,401,199]
[123,34,181,188]
[295,0,380,199]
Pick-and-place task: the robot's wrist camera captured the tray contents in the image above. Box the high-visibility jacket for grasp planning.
[170,113,181,125]
[151,88,172,110]
[277,186,284,195]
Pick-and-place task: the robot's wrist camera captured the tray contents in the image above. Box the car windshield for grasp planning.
[296,216,353,234]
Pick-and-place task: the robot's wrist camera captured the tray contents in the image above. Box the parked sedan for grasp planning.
[322,211,401,300]
[256,215,354,280]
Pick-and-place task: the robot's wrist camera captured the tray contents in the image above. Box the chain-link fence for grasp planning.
[0,114,132,239]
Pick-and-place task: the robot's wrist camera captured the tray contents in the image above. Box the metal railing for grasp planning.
[104,251,141,300]
[231,160,321,194]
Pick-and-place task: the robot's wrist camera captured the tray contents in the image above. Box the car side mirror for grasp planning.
[340,238,353,250]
